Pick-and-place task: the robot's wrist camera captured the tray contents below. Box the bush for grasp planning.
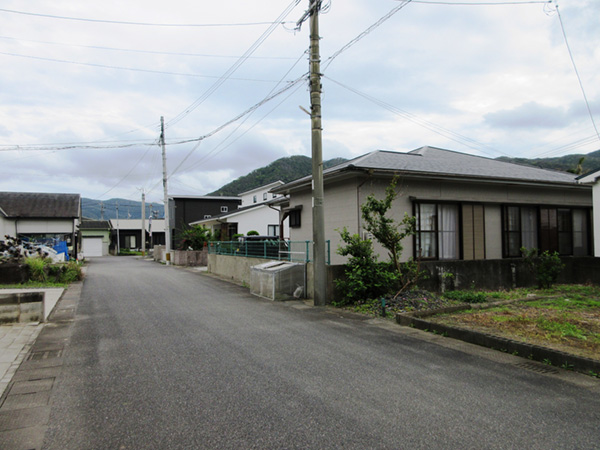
[58,261,83,283]
[25,257,48,282]
[335,228,398,305]
[247,230,259,236]
[176,225,213,250]
[521,248,565,289]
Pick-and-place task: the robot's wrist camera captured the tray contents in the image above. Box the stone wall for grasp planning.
[172,249,208,266]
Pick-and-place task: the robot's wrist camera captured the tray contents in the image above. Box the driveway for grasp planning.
[35,257,600,449]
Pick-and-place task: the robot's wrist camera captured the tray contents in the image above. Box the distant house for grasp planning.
[109,218,165,252]
[272,147,593,265]
[190,182,288,238]
[0,192,81,258]
[80,220,112,257]
[168,195,242,247]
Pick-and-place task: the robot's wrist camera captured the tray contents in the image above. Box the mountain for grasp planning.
[496,149,600,174]
[82,198,164,221]
[208,155,348,196]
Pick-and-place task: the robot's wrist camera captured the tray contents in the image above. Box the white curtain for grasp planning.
[520,207,537,250]
[438,204,458,260]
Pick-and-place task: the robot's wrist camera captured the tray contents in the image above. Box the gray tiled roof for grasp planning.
[332,147,578,184]
[0,192,81,218]
[80,220,111,229]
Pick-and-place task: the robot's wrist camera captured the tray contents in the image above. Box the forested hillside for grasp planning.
[208,155,347,196]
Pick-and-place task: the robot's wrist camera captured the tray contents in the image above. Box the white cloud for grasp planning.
[0,0,598,204]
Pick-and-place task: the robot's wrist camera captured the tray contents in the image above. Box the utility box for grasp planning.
[250,261,305,301]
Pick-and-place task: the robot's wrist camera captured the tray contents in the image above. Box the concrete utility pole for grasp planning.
[116,201,120,255]
[309,0,327,306]
[160,116,171,264]
[141,191,146,256]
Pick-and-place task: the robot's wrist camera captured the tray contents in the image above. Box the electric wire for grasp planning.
[323,75,509,157]
[0,35,297,60]
[323,1,413,71]
[172,50,308,177]
[0,51,282,82]
[406,0,551,5]
[165,0,302,128]
[0,7,293,28]
[554,2,600,143]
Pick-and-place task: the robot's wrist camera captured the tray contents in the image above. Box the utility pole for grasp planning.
[160,116,171,265]
[141,191,146,257]
[116,201,120,256]
[309,0,327,306]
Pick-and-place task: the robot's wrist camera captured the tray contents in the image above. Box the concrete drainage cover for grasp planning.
[515,361,560,375]
[27,350,63,361]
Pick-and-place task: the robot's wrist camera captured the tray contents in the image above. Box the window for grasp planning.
[221,206,228,213]
[415,203,459,260]
[263,193,267,201]
[503,206,538,257]
[272,193,277,199]
[204,215,211,219]
[268,224,280,236]
[503,205,589,257]
[253,195,257,204]
[289,209,301,228]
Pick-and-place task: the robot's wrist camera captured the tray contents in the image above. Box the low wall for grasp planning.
[417,257,600,292]
[0,291,44,323]
[0,263,29,284]
[208,254,275,286]
[172,249,208,266]
[208,255,600,304]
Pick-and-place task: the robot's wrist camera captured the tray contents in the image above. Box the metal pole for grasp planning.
[160,116,171,265]
[309,0,327,306]
[116,201,120,256]
[141,191,146,256]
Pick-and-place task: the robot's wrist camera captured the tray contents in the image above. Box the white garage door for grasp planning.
[82,237,104,257]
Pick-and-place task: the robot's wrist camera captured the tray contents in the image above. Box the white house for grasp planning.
[191,181,289,238]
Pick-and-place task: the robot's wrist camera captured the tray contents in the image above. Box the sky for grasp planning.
[0,0,599,205]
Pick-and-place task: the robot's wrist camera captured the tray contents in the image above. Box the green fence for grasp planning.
[208,239,330,264]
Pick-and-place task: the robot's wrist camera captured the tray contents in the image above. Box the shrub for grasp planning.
[247,230,259,236]
[176,225,213,250]
[58,261,83,283]
[335,228,398,305]
[25,257,48,282]
[521,248,565,289]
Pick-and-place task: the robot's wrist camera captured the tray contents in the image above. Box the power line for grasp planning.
[324,75,508,157]
[323,0,413,71]
[0,35,298,60]
[165,0,302,128]
[554,2,600,143]
[406,0,551,5]
[0,7,292,27]
[0,51,282,82]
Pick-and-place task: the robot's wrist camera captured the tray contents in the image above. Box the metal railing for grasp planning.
[208,239,330,264]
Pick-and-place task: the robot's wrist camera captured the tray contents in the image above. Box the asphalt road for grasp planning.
[43,257,600,449]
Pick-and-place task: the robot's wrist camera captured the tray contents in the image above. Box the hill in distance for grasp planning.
[208,155,347,196]
[82,149,599,219]
[82,198,164,221]
[496,149,600,174]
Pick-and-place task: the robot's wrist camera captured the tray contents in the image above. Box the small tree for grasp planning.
[521,247,565,289]
[335,228,397,305]
[176,225,213,250]
[361,177,421,296]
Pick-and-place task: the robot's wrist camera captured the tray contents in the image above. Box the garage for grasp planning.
[82,237,104,257]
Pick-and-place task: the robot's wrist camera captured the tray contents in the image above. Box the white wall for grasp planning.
[234,205,289,237]
[16,219,74,234]
[594,182,600,257]
[0,216,16,237]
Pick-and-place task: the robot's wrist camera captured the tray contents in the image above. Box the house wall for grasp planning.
[234,205,288,237]
[16,219,75,234]
[81,229,111,256]
[287,174,592,265]
[0,216,16,237]
[594,182,600,257]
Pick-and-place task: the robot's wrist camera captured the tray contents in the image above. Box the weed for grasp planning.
[512,351,519,356]
[560,362,574,371]
[443,290,488,304]
[543,358,552,365]
[25,257,48,282]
